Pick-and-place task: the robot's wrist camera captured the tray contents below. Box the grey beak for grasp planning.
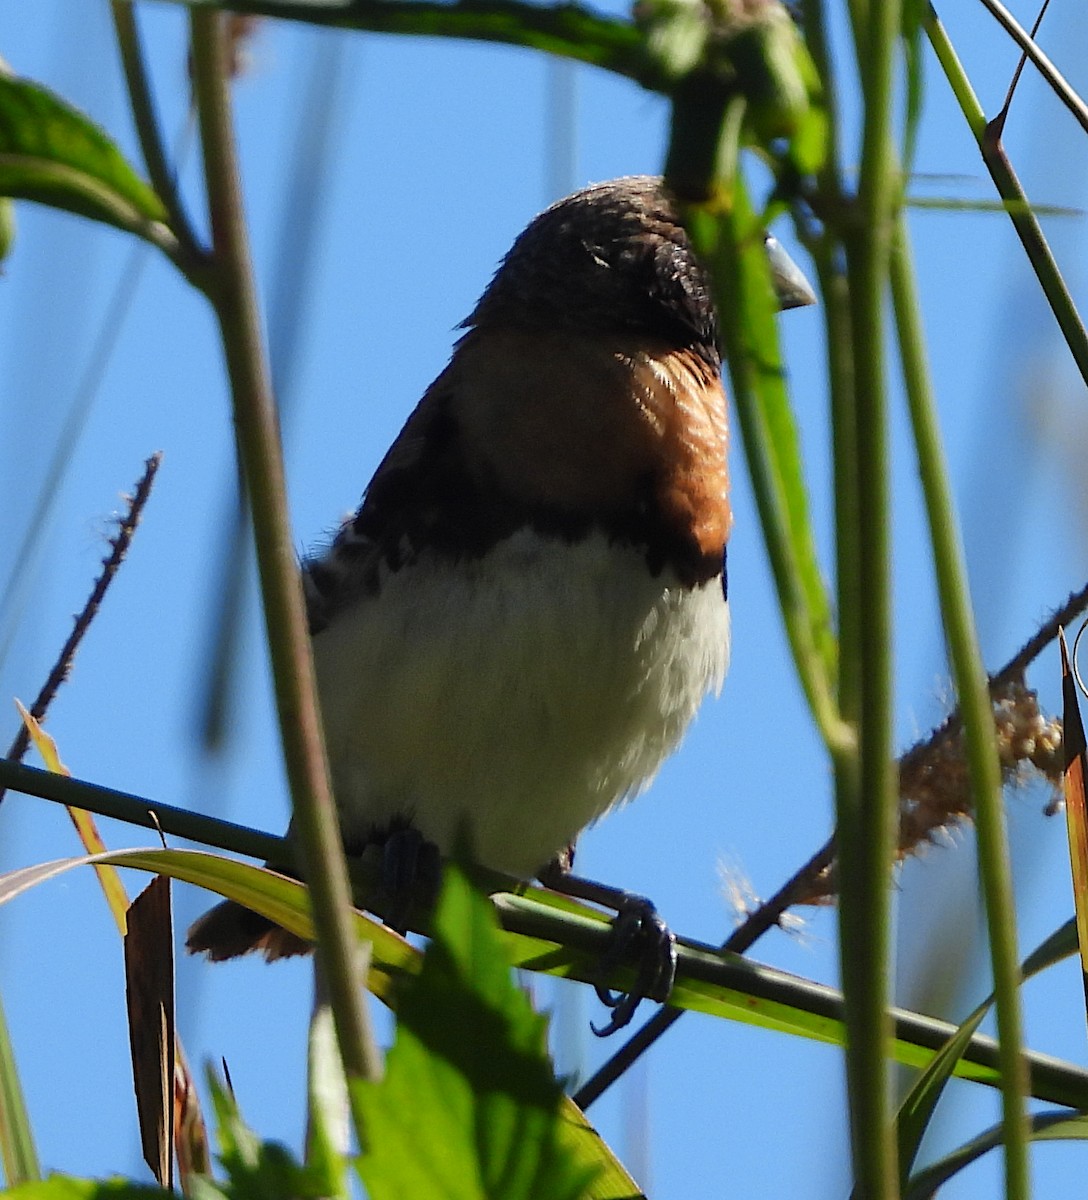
[765,233,817,311]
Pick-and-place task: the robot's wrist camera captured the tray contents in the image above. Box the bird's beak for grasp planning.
[765,233,817,311]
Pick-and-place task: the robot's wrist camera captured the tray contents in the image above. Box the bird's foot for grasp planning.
[538,862,677,1036]
[590,893,677,1036]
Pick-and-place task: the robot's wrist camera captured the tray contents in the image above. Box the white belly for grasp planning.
[311,530,730,877]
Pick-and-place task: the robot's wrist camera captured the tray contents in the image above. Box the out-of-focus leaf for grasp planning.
[0,987,40,1186]
[15,701,129,933]
[1060,628,1088,1025]
[174,1040,211,1188]
[0,75,166,236]
[204,1070,340,1200]
[353,866,607,1200]
[0,849,415,1004]
[730,7,827,175]
[900,0,925,172]
[0,197,14,263]
[124,878,175,1190]
[2,1179,172,1200]
[681,182,840,742]
[905,1111,1088,1199]
[305,1002,352,1199]
[4,850,1088,1113]
[178,0,653,84]
[635,0,708,82]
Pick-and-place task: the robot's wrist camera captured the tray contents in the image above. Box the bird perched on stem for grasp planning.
[188,175,814,1029]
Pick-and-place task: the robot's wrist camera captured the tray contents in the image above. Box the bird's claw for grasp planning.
[590,896,677,1037]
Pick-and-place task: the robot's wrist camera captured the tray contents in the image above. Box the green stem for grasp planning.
[109,0,206,274]
[0,759,285,861]
[161,0,654,86]
[797,0,859,727]
[890,223,1029,1199]
[838,0,901,1192]
[925,7,1088,389]
[187,10,380,1096]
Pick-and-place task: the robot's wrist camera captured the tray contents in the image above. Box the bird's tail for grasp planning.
[186,899,312,962]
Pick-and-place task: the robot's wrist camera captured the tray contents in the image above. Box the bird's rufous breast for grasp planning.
[452,327,730,584]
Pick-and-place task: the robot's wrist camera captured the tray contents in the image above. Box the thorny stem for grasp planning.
[0,454,162,806]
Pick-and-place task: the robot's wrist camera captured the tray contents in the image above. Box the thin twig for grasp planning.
[110,1,206,275]
[993,0,1052,128]
[0,454,162,806]
[976,0,1088,135]
[900,579,1088,759]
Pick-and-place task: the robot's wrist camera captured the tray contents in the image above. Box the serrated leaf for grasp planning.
[0,75,166,238]
[353,867,604,1200]
[3,849,1087,1119]
[205,1071,336,1200]
[2,1178,172,1200]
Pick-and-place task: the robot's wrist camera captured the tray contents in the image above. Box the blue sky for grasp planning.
[3,2,1088,1196]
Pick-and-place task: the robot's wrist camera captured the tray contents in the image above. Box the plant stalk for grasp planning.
[187,9,380,1097]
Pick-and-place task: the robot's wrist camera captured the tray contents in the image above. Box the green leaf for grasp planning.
[848,917,1080,1196]
[305,1002,352,1198]
[0,75,167,238]
[2,1178,172,1200]
[905,1111,1088,1199]
[0,848,416,1005]
[0,986,40,1186]
[892,918,1078,1188]
[900,0,926,174]
[5,849,1088,1119]
[202,1070,340,1200]
[177,0,654,87]
[893,999,989,1191]
[353,867,605,1200]
[0,197,14,263]
[634,0,709,83]
[682,179,842,746]
[730,9,828,176]
[495,894,1088,1110]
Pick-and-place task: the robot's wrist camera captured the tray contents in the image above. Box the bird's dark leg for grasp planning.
[538,851,677,1037]
[358,823,442,934]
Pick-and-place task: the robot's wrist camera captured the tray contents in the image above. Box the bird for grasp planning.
[187,176,814,1013]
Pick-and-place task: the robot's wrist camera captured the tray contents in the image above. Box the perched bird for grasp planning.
[188,176,813,988]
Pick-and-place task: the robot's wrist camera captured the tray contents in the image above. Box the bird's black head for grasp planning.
[465,176,721,368]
